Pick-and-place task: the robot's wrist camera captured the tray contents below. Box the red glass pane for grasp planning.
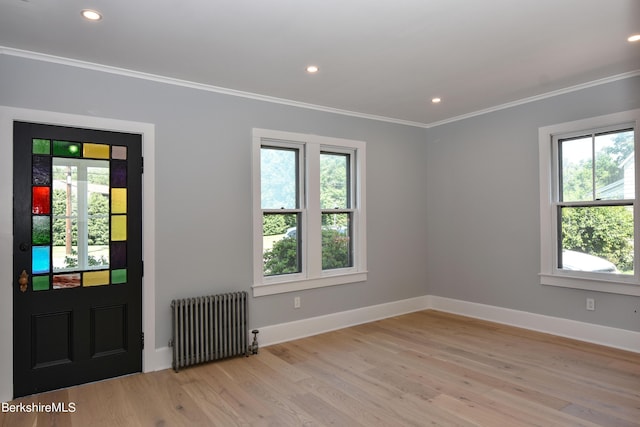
[32,186,51,214]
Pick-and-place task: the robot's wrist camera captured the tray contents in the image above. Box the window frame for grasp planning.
[252,128,367,297]
[539,109,640,296]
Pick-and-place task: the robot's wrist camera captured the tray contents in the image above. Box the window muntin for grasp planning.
[253,129,367,296]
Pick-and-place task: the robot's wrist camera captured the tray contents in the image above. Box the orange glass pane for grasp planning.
[111,215,127,241]
[83,143,110,159]
[83,270,110,287]
[111,188,127,214]
[53,273,81,289]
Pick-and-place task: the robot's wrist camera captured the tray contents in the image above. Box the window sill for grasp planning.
[252,271,368,297]
[539,273,640,296]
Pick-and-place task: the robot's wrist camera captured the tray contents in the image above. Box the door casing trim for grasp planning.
[0,106,156,401]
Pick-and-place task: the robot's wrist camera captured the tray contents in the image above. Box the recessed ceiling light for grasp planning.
[431,97,442,104]
[306,65,319,73]
[81,9,102,21]
[628,34,640,42]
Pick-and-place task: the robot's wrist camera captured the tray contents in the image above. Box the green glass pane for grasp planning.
[32,139,51,155]
[32,216,50,245]
[32,275,50,291]
[52,140,81,157]
[111,269,127,284]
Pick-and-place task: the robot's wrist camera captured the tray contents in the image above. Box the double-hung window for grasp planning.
[539,109,640,295]
[252,129,367,296]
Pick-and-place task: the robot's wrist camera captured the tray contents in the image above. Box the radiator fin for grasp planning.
[171,291,248,372]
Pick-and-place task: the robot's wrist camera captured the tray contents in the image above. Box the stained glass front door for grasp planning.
[13,122,143,397]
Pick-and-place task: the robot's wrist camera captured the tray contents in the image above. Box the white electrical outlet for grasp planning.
[586,298,595,311]
[294,296,301,309]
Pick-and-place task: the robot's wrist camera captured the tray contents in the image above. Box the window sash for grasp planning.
[552,126,636,278]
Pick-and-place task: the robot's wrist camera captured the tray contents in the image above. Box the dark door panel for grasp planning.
[13,122,142,397]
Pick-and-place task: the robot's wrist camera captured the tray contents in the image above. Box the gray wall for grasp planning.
[424,75,640,331]
[2,52,638,354]
[0,54,429,349]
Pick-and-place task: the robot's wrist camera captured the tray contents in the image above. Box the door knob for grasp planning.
[19,242,29,252]
[18,270,28,293]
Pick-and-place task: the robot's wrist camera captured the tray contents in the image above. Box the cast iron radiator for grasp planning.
[170,291,248,372]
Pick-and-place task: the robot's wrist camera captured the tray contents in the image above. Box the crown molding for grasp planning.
[2,46,639,130]
[424,70,640,128]
[0,46,429,129]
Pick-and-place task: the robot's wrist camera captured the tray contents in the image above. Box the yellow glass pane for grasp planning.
[83,270,110,287]
[112,188,127,213]
[83,143,110,159]
[111,215,127,241]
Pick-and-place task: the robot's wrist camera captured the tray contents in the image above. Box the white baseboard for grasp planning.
[153,294,639,371]
[154,347,173,372]
[258,295,431,347]
[152,295,430,371]
[428,296,640,353]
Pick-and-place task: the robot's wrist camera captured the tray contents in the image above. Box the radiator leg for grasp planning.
[249,329,259,355]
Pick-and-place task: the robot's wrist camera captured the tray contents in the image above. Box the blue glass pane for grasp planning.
[32,246,51,274]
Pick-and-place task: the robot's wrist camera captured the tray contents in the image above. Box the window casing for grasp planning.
[539,109,640,296]
[252,129,367,297]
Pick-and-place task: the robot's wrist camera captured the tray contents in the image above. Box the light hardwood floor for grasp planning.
[2,310,639,426]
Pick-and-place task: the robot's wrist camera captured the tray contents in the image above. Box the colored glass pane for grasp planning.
[83,270,110,287]
[32,275,50,291]
[111,160,127,187]
[111,269,127,284]
[111,188,127,214]
[32,216,51,245]
[110,242,127,268]
[32,139,51,155]
[52,140,81,157]
[111,215,127,241]
[32,246,51,274]
[112,146,127,160]
[83,143,110,159]
[32,186,51,214]
[53,273,81,289]
[32,156,51,185]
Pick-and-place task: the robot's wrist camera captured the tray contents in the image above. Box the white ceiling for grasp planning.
[1,0,639,126]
